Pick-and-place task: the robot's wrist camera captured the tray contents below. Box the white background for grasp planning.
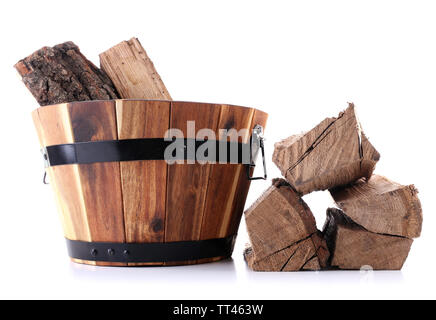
[0,0,435,299]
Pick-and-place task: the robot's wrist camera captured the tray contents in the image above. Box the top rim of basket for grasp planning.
[33,99,266,114]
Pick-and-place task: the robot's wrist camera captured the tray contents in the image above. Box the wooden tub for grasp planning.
[32,100,267,266]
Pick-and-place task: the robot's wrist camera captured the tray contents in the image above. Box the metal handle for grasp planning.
[41,148,49,184]
[247,125,267,181]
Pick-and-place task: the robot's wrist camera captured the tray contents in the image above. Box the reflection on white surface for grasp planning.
[245,265,405,285]
[68,258,238,284]
[67,253,404,287]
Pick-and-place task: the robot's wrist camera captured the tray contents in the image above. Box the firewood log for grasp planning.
[272,103,380,195]
[323,208,413,270]
[244,178,329,271]
[330,175,422,238]
[99,37,172,100]
[14,42,119,106]
[244,231,329,271]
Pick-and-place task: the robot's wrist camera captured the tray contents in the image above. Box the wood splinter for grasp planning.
[273,103,380,195]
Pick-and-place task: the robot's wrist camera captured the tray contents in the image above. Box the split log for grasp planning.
[244,232,329,271]
[244,178,329,271]
[15,42,119,106]
[99,37,172,100]
[272,103,380,195]
[323,208,413,270]
[330,175,422,238]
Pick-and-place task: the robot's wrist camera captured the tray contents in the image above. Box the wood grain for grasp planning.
[100,38,171,100]
[244,232,328,272]
[163,101,222,266]
[70,101,126,266]
[323,208,413,270]
[273,103,380,195]
[244,178,330,271]
[165,102,221,242]
[69,101,125,244]
[245,178,318,261]
[32,104,91,243]
[330,175,423,239]
[33,101,126,266]
[200,105,254,240]
[115,100,170,266]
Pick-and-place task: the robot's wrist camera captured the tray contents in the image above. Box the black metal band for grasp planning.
[43,138,250,167]
[66,235,236,263]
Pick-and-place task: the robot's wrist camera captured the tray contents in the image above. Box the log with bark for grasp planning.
[244,179,329,271]
[272,103,380,195]
[14,42,120,106]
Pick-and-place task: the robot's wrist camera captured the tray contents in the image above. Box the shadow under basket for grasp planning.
[32,99,268,266]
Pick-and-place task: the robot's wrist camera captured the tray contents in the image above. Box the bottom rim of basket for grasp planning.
[66,235,236,263]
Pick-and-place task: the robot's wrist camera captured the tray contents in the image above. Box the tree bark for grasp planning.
[15,42,119,106]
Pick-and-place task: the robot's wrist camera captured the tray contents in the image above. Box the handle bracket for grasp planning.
[247,125,267,181]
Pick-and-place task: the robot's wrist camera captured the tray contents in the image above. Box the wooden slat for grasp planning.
[32,104,91,243]
[200,105,254,240]
[99,38,172,100]
[115,100,170,266]
[32,104,93,266]
[165,102,221,243]
[227,109,268,237]
[70,101,126,266]
[33,101,126,266]
[68,102,125,242]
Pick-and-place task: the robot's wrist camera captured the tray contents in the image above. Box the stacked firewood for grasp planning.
[245,104,423,271]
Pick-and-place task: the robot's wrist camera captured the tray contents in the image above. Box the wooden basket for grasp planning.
[32,100,267,266]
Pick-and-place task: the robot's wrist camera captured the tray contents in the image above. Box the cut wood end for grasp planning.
[244,178,317,261]
[244,179,329,271]
[244,231,329,272]
[272,103,380,195]
[330,174,423,238]
[323,207,413,270]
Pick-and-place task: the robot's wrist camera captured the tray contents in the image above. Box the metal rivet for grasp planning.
[91,249,98,256]
[123,250,130,256]
[108,249,115,256]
